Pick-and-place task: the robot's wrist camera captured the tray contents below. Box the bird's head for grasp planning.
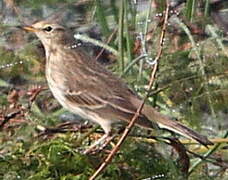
[23,21,70,48]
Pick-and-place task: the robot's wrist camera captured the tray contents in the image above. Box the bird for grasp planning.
[22,20,213,148]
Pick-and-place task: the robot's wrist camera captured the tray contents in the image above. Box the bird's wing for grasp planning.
[61,49,157,127]
[64,88,158,129]
[62,49,138,113]
[64,89,137,114]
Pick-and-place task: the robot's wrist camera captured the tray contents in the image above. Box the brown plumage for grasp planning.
[23,21,213,146]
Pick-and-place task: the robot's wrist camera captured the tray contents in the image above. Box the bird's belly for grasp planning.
[46,69,113,133]
[48,84,89,118]
[47,80,111,125]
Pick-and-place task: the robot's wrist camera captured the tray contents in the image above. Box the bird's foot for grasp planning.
[83,134,115,154]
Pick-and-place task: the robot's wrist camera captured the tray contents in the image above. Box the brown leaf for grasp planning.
[7,89,19,105]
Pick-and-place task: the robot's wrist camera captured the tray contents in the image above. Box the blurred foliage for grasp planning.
[0,0,228,179]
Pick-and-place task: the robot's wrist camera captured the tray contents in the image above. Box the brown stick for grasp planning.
[89,1,170,179]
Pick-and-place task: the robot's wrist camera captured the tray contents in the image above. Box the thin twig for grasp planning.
[187,148,228,169]
[89,1,170,179]
[95,28,118,61]
[74,33,118,56]
[0,110,21,130]
[188,131,228,175]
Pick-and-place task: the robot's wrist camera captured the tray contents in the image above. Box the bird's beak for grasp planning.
[22,26,38,32]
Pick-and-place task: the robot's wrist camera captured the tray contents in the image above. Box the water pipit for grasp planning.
[23,21,213,150]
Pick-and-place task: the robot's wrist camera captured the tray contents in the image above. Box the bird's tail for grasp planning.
[143,105,213,146]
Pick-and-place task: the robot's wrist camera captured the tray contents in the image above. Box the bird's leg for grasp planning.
[83,132,115,154]
[95,134,116,153]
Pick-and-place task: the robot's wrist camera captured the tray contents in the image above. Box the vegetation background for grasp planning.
[0,0,227,179]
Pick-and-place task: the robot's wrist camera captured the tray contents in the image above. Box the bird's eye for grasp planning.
[43,26,53,32]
